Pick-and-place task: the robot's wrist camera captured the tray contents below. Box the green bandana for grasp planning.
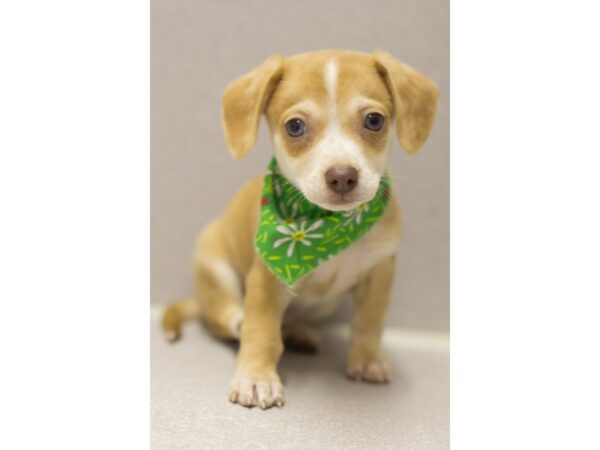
[255,158,391,287]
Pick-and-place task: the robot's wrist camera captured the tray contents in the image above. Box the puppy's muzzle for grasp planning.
[325,166,359,194]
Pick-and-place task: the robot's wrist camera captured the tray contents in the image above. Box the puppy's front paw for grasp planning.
[228,370,284,409]
[346,355,391,383]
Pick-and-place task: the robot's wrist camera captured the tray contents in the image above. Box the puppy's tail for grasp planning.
[161,298,202,343]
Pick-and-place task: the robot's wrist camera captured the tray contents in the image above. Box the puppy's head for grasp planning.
[222,50,439,211]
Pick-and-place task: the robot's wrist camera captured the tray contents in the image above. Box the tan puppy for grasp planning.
[162,50,439,409]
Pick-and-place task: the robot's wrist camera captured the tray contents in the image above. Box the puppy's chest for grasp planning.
[289,226,398,316]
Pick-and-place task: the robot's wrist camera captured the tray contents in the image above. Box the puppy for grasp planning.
[162,50,439,409]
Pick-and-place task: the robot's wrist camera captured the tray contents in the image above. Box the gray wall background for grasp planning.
[151,0,449,331]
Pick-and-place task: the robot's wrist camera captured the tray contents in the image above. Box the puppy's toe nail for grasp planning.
[259,400,268,409]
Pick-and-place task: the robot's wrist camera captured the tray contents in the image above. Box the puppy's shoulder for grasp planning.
[221,172,266,240]
[238,172,265,199]
[378,191,402,237]
[224,173,264,214]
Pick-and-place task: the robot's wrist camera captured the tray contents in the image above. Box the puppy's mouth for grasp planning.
[294,173,381,212]
[305,191,374,212]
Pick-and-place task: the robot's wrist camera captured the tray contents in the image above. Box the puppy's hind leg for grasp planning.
[161,263,242,342]
[161,221,244,343]
[194,221,244,341]
[195,260,244,340]
[283,324,320,353]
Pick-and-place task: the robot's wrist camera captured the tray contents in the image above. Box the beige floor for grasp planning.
[151,312,449,449]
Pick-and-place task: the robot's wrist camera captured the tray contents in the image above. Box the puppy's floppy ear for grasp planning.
[373,51,440,154]
[221,55,284,159]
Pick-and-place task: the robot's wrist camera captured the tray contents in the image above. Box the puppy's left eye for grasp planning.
[364,113,384,131]
[285,118,306,137]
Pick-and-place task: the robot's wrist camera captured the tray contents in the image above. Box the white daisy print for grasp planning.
[273,178,283,196]
[343,203,370,226]
[279,200,305,225]
[273,219,324,257]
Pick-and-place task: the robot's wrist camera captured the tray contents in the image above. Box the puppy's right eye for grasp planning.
[285,118,306,137]
[364,113,385,131]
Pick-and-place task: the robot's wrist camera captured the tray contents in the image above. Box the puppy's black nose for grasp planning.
[325,167,359,194]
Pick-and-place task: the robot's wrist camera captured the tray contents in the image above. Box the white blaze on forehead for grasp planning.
[325,59,338,118]
[318,59,366,170]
